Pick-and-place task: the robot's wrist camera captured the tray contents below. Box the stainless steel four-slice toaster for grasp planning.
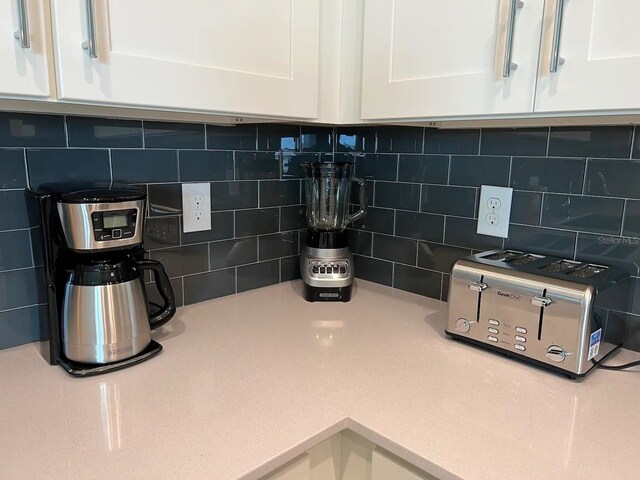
[446,250,630,378]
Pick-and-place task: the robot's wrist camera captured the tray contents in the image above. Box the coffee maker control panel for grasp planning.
[91,209,137,241]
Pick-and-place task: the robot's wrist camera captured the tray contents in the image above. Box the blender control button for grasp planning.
[339,266,346,274]
[515,335,526,343]
[515,326,527,334]
[312,266,319,274]
[488,319,499,326]
[515,344,526,351]
[487,336,498,343]
[320,267,326,274]
[332,266,339,274]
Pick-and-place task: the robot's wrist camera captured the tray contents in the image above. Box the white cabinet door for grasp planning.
[371,449,437,480]
[535,0,640,113]
[50,0,320,119]
[361,0,544,120]
[0,0,51,98]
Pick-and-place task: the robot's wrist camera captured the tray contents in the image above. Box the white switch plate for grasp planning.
[476,185,513,238]
[182,183,211,233]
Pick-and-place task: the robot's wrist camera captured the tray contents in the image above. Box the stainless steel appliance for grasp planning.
[26,184,176,376]
[300,162,367,302]
[446,250,630,378]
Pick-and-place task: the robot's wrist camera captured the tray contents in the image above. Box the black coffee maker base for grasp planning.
[303,283,352,302]
[57,340,163,377]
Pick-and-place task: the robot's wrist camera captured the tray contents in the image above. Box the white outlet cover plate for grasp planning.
[477,185,513,238]
[182,183,212,233]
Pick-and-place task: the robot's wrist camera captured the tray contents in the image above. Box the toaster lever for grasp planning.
[469,282,488,292]
[531,295,552,307]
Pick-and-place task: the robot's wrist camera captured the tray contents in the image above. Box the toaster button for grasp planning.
[488,319,499,326]
[515,335,526,343]
[487,335,498,343]
[515,326,527,334]
[514,344,526,351]
[488,327,499,334]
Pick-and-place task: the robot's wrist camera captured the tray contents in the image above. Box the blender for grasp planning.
[300,162,367,302]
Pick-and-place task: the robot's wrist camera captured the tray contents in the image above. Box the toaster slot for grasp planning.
[483,250,522,262]
[568,264,608,278]
[506,253,545,266]
[540,259,580,273]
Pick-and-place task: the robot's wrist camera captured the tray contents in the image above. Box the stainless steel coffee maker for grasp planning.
[27,184,176,376]
[300,162,367,302]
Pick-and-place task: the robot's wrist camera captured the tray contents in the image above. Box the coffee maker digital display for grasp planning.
[26,184,176,377]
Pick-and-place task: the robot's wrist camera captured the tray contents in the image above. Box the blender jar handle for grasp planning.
[348,177,368,223]
[137,259,176,329]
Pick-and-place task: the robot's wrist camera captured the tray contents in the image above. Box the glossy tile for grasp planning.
[301,126,333,152]
[585,159,640,199]
[417,242,471,273]
[575,233,640,274]
[181,211,234,244]
[623,200,640,237]
[207,124,256,150]
[348,229,372,256]
[144,216,180,250]
[0,112,65,147]
[421,185,476,217]
[377,126,423,154]
[146,278,184,309]
[351,207,394,234]
[257,124,299,151]
[179,150,233,182]
[67,116,142,148]
[210,237,257,270]
[449,155,510,187]
[30,227,44,267]
[397,154,448,184]
[235,152,280,180]
[480,128,548,156]
[235,208,279,237]
[0,305,44,349]
[541,194,624,235]
[237,260,280,293]
[0,230,33,271]
[355,154,398,181]
[282,153,318,179]
[149,244,209,278]
[0,191,29,230]
[548,126,633,158]
[280,255,301,281]
[393,265,441,299]
[423,128,479,155]
[211,181,258,210]
[510,156,585,193]
[0,267,45,311]
[0,149,26,189]
[633,128,640,159]
[259,232,298,261]
[353,255,393,286]
[112,150,178,183]
[26,148,110,190]
[395,210,444,243]
[259,180,300,207]
[144,121,204,149]
[444,216,502,250]
[375,182,421,211]
[505,225,576,257]
[280,204,306,231]
[372,234,416,265]
[183,269,236,305]
[148,184,182,217]
[510,191,542,226]
[336,127,376,153]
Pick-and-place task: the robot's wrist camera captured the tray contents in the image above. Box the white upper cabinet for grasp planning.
[360,0,544,120]
[50,0,320,119]
[0,0,52,98]
[535,0,640,113]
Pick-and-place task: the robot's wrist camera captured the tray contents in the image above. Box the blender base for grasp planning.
[303,283,352,302]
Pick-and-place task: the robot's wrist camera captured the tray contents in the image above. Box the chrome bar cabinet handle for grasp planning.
[81,0,98,58]
[550,0,566,72]
[503,0,524,77]
[13,0,30,49]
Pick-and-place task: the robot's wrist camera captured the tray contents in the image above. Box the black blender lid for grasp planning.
[31,182,146,203]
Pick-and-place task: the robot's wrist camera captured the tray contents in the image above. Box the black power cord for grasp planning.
[599,359,640,371]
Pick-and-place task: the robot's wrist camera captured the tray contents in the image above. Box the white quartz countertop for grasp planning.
[1,280,640,480]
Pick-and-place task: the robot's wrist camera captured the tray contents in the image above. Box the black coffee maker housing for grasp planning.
[26,183,176,377]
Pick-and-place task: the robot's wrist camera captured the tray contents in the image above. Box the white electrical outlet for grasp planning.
[182,183,211,233]
[477,185,513,238]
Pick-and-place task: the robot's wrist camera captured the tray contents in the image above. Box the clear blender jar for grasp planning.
[303,162,367,231]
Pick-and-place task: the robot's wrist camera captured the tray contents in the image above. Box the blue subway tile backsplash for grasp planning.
[1,111,640,351]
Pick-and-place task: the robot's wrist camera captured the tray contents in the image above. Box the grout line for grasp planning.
[446,156,452,185]
[545,126,551,156]
[181,276,185,305]
[439,273,444,301]
[581,159,589,195]
[204,124,208,150]
[507,156,513,185]
[630,125,636,159]
[0,302,48,315]
[141,121,146,148]
[27,227,35,267]
[620,199,628,236]
[477,128,482,155]
[421,127,426,154]
[442,215,446,243]
[395,154,400,182]
[108,148,113,188]
[572,232,579,260]
[63,115,69,147]
[22,148,30,189]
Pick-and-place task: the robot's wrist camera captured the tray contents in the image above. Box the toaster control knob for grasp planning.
[455,318,471,333]
[546,345,567,363]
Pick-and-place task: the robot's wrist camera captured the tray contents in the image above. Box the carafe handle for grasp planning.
[137,259,176,329]
[348,177,368,224]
